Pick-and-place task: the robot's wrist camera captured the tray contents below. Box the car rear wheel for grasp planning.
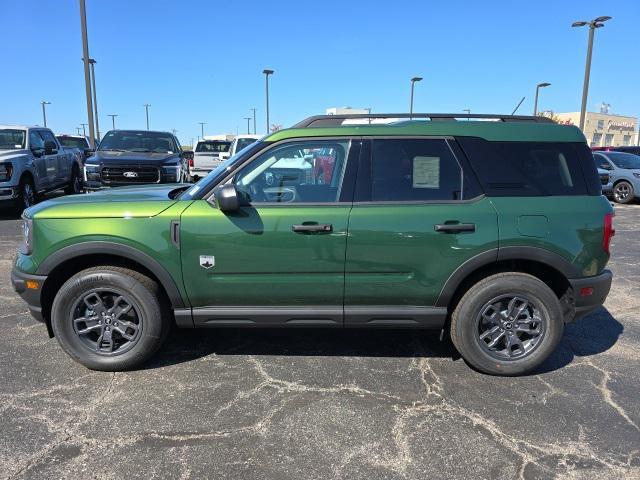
[613,181,634,204]
[450,273,563,376]
[51,266,171,371]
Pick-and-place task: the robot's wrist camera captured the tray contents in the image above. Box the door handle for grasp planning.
[434,223,476,233]
[291,223,333,233]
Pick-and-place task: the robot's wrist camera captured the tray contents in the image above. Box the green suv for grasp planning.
[11,113,614,375]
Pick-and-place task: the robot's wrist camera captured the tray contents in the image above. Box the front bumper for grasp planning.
[568,269,612,321]
[0,186,18,201]
[11,267,47,323]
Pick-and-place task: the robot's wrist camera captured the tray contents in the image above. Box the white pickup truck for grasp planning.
[189,135,233,180]
[0,125,84,211]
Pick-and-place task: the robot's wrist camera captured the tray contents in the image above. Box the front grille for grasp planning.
[599,173,609,185]
[101,166,160,184]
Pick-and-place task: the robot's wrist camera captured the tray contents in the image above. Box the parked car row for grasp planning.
[593,150,640,204]
[0,125,266,213]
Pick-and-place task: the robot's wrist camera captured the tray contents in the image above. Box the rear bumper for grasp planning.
[568,269,612,321]
[11,267,47,323]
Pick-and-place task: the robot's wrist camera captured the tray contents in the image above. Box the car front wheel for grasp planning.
[51,266,171,371]
[450,273,563,376]
[613,181,634,204]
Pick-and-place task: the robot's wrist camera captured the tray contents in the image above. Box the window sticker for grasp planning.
[412,156,440,189]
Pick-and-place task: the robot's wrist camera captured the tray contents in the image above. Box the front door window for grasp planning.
[234,140,350,204]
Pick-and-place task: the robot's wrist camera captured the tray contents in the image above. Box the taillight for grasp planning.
[188,158,194,168]
[603,212,615,255]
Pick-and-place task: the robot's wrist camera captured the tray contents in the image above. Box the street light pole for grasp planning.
[250,108,257,134]
[198,122,206,138]
[263,69,274,133]
[409,76,423,119]
[144,104,151,130]
[79,0,96,148]
[76,127,82,135]
[533,82,551,116]
[40,101,51,127]
[80,123,88,137]
[572,16,612,132]
[108,114,118,130]
[244,117,252,134]
[88,59,100,140]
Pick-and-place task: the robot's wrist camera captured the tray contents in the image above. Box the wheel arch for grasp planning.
[38,242,186,336]
[436,246,577,311]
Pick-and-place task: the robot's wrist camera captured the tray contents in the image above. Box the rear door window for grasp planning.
[369,139,463,201]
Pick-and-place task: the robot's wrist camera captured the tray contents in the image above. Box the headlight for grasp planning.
[162,165,181,182]
[19,216,33,255]
[633,173,640,179]
[84,163,100,181]
[0,162,13,181]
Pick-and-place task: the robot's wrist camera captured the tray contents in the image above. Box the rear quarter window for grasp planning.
[456,137,600,196]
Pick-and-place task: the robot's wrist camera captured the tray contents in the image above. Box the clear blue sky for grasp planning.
[1,0,638,145]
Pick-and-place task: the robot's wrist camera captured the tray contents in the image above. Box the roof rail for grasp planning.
[292,113,555,128]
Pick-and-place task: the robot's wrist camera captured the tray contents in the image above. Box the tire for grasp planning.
[450,272,563,376]
[15,175,36,213]
[64,165,83,195]
[51,266,171,371]
[612,181,634,204]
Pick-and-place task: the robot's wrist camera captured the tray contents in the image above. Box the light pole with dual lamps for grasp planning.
[572,16,612,131]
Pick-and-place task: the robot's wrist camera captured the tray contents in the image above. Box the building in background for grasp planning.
[555,111,638,148]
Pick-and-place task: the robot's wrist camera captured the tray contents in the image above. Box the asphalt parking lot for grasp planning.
[1,202,639,480]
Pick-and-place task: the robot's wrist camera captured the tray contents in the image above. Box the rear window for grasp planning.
[196,141,230,153]
[57,136,88,149]
[457,137,599,196]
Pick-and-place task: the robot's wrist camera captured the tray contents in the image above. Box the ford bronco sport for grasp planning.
[11,113,614,375]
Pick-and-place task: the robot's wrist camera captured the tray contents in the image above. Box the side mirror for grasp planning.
[214,184,240,212]
[84,148,95,156]
[44,140,57,155]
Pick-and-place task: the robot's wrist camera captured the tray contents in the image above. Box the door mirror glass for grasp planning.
[44,140,57,155]
[214,184,240,212]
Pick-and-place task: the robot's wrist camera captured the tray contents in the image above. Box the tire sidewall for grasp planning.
[51,270,164,370]
[613,181,634,204]
[453,274,564,376]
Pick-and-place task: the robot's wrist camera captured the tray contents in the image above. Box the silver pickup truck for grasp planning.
[0,125,84,211]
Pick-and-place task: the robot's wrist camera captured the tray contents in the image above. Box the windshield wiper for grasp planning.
[99,148,125,152]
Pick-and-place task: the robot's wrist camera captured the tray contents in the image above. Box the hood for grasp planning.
[26,184,190,219]
[88,150,180,167]
[0,149,29,161]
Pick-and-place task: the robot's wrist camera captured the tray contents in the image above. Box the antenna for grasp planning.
[511,97,526,115]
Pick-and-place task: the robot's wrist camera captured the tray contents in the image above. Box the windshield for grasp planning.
[607,152,640,170]
[179,141,266,200]
[99,131,176,153]
[0,129,26,150]
[57,136,87,149]
[236,138,258,151]
[196,141,231,153]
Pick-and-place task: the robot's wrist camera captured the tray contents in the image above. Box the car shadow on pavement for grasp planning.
[537,306,623,374]
[144,306,623,374]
